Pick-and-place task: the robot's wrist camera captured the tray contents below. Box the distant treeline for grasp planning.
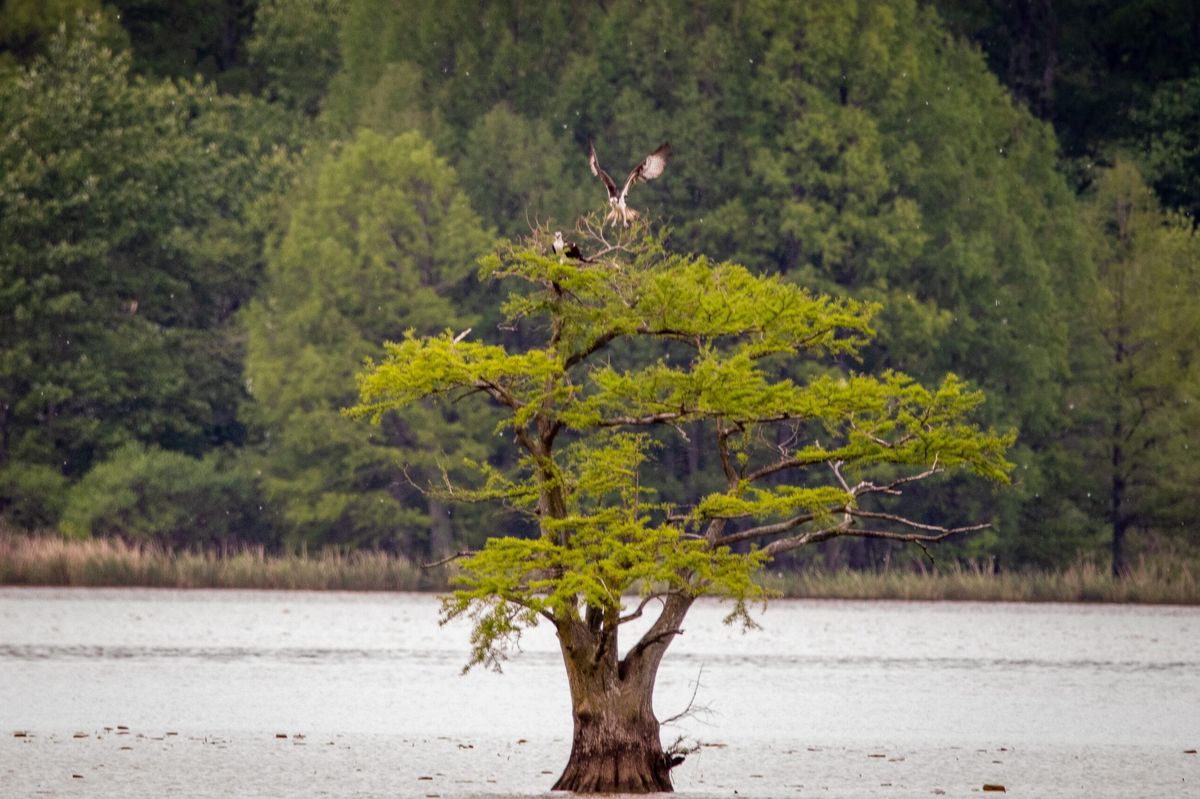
[4,531,1196,605]
[0,0,1197,574]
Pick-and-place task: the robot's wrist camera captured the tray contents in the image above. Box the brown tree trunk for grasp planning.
[552,682,672,793]
[427,496,453,560]
[1110,436,1128,578]
[551,596,692,793]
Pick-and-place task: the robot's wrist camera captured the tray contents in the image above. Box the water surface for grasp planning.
[1,588,1196,797]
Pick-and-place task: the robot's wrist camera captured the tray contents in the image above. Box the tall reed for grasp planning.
[759,558,1200,604]
[2,532,1196,603]
[0,532,441,591]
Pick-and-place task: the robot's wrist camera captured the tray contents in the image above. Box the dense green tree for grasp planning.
[349,225,1013,792]
[0,0,125,66]
[1070,161,1200,574]
[1132,72,1200,220]
[316,0,1097,566]
[247,0,346,116]
[0,17,299,529]
[934,0,1200,159]
[243,129,495,553]
[107,0,259,92]
[60,443,271,546]
[457,103,590,238]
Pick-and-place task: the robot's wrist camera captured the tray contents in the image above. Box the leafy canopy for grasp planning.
[349,226,1013,669]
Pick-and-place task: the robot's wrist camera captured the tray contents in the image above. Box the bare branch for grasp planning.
[760,526,846,557]
[422,549,478,568]
[626,627,684,661]
[713,512,817,546]
[597,410,687,427]
[763,522,989,558]
[716,421,738,487]
[851,455,941,496]
[618,593,671,625]
[661,665,706,726]
[846,508,991,536]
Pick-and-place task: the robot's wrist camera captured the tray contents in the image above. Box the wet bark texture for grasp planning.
[551,595,693,793]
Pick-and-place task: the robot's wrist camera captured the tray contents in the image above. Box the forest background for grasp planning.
[1,0,1198,579]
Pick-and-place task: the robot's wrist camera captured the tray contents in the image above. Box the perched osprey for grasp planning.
[588,140,671,226]
[552,230,585,261]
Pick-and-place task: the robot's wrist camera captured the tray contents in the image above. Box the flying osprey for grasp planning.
[552,231,585,261]
[588,140,671,226]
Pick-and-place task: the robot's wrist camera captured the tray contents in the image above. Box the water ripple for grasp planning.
[1,643,1193,674]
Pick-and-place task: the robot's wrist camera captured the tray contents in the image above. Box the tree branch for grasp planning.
[846,508,991,536]
[851,456,941,496]
[626,627,684,661]
[762,521,989,558]
[597,410,687,427]
[422,549,478,568]
[563,330,622,370]
[474,378,523,412]
[660,665,706,726]
[618,592,672,625]
[564,326,707,371]
[713,512,817,546]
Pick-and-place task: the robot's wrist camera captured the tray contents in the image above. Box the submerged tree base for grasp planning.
[553,742,674,793]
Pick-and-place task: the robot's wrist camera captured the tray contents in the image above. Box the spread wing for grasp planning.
[588,140,619,200]
[619,142,671,202]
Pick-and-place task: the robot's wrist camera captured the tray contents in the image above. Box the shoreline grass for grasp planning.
[2,532,1197,603]
[0,532,445,592]
[758,558,1200,605]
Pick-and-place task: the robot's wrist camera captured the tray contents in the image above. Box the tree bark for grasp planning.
[552,680,672,793]
[427,496,453,560]
[551,596,692,793]
[1110,437,1128,578]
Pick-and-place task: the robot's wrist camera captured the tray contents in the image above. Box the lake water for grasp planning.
[1,587,1197,798]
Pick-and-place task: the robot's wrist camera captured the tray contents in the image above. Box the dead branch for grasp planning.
[597,410,687,427]
[713,512,818,546]
[851,455,941,496]
[661,665,708,726]
[625,627,684,662]
[618,593,671,625]
[762,521,989,558]
[422,549,478,568]
[846,508,991,536]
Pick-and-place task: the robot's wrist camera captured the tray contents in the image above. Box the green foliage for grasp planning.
[248,0,347,116]
[1067,160,1200,568]
[1132,72,1200,219]
[107,0,258,93]
[5,0,1196,573]
[245,129,495,552]
[0,16,301,481]
[0,463,69,530]
[351,230,1013,667]
[325,0,1087,564]
[59,444,271,546]
[0,1,126,65]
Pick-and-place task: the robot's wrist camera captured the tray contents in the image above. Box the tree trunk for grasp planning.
[551,596,692,793]
[1111,390,1128,578]
[552,680,672,793]
[427,496,453,560]
[1110,437,1128,578]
